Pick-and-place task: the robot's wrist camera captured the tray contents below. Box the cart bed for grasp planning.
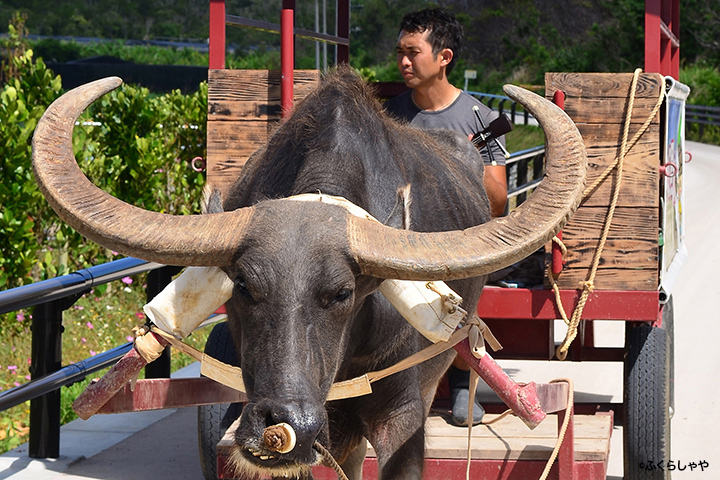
[216,412,612,479]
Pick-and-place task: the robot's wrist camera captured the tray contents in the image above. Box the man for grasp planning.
[385,7,508,218]
[385,8,508,426]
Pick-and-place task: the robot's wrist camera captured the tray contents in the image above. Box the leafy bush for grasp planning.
[0,49,63,292]
[0,21,207,334]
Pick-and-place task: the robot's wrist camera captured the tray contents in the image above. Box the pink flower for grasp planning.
[7,365,17,371]
[121,276,133,285]
[135,312,146,320]
[16,312,25,322]
[90,350,96,356]
[81,337,87,343]
[86,322,94,329]
[126,336,134,342]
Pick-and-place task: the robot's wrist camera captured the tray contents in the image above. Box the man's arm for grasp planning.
[484,164,507,217]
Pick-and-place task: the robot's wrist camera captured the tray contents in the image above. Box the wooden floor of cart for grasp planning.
[217,412,613,479]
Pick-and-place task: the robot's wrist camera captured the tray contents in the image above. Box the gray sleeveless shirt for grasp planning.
[384,90,507,166]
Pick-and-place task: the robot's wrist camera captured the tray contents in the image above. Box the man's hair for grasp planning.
[399,8,464,75]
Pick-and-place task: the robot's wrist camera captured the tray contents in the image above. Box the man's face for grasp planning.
[396,29,447,89]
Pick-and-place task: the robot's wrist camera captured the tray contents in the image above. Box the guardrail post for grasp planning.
[144,266,182,378]
[29,299,64,458]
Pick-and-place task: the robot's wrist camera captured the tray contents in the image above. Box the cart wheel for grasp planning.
[623,297,674,480]
[198,321,243,480]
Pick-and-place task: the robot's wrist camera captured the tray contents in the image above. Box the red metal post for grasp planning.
[281,0,295,117]
[645,0,680,79]
[336,0,350,64]
[209,0,226,70]
[557,404,576,479]
[551,89,566,276]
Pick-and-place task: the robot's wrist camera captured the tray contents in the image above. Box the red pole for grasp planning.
[453,340,546,429]
[645,0,661,74]
[209,0,226,70]
[551,89,566,276]
[281,0,295,118]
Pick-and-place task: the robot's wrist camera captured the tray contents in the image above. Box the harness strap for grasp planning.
[144,323,485,402]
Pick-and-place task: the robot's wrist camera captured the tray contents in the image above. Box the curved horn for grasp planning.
[347,85,587,281]
[32,77,255,266]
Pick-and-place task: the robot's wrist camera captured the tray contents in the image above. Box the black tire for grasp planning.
[198,321,243,480]
[623,297,674,480]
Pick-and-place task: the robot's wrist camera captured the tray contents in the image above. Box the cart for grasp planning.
[67,1,688,479]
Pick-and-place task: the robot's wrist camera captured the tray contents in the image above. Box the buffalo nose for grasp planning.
[255,399,325,460]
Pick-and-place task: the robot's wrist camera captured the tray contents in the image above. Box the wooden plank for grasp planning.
[578,123,660,207]
[559,207,658,268]
[377,414,611,462]
[206,69,320,196]
[208,69,320,122]
[545,72,664,99]
[559,97,662,124]
[96,378,246,414]
[552,205,658,290]
[548,267,658,291]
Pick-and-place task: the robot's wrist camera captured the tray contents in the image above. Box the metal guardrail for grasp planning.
[468,91,537,126]
[506,146,545,201]
[0,257,176,459]
[0,257,161,314]
[686,104,720,140]
[686,103,720,126]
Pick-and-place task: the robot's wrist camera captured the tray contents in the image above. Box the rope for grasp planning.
[314,442,349,480]
[553,69,666,360]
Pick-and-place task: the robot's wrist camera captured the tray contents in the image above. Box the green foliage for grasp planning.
[76,82,207,216]
[32,38,210,66]
[0,49,63,292]
[681,64,720,107]
[0,14,208,335]
[680,64,720,145]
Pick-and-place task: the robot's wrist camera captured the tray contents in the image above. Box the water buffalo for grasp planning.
[32,65,586,479]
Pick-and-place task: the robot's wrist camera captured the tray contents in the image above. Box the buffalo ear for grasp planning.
[203,185,225,214]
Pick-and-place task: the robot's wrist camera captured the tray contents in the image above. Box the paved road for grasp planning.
[1,141,718,480]
[662,140,720,478]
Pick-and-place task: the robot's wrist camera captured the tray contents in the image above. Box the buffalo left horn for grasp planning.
[32,77,256,266]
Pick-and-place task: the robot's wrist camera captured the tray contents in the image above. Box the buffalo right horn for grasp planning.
[346,85,588,281]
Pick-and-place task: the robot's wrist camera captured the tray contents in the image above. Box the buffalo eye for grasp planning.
[234,277,252,299]
[333,287,353,304]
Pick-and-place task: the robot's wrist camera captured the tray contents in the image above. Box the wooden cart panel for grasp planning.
[545,72,665,290]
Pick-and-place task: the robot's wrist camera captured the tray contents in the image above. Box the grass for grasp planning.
[0,270,210,454]
[505,124,545,152]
